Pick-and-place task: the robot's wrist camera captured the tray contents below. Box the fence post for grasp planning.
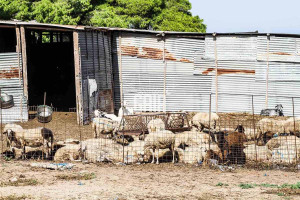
[0,88,2,160]
[208,93,212,151]
[292,97,298,163]
[252,95,258,165]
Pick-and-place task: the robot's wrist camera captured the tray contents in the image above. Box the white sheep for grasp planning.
[243,144,272,162]
[3,124,54,158]
[92,117,119,139]
[80,138,123,163]
[54,144,81,161]
[266,136,300,164]
[257,118,286,135]
[192,112,219,131]
[147,118,166,133]
[175,129,212,148]
[177,143,221,164]
[123,140,146,163]
[144,130,176,164]
[283,117,300,134]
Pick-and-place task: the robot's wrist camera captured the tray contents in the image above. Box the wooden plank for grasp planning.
[20,26,28,100]
[73,31,83,125]
[16,26,23,122]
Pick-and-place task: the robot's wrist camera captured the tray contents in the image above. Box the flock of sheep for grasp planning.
[2,109,300,166]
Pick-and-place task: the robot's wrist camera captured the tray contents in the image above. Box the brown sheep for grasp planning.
[215,128,247,165]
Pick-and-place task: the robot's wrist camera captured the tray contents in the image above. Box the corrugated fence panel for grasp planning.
[199,35,258,113]
[165,37,205,111]
[257,36,300,63]
[112,32,300,117]
[0,52,28,123]
[78,31,113,123]
[115,32,165,112]
[203,35,257,61]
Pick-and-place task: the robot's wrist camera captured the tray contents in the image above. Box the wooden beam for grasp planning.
[20,26,28,100]
[73,31,83,125]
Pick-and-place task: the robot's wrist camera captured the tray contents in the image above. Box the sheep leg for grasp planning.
[151,149,155,164]
[156,148,159,164]
[171,144,175,163]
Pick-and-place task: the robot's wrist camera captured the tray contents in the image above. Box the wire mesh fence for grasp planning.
[0,94,300,170]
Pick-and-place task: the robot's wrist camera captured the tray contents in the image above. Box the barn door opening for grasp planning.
[26,30,76,111]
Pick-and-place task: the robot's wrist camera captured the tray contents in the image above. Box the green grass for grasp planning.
[56,173,96,181]
[0,179,38,187]
[216,182,229,187]
[239,182,300,189]
[239,183,254,189]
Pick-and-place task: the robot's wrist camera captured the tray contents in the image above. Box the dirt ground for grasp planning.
[0,161,299,200]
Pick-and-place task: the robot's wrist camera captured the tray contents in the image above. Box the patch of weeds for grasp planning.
[4,156,12,162]
[0,194,30,200]
[239,183,254,189]
[260,183,280,188]
[0,179,38,187]
[277,192,285,196]
[56,173,96,181]
[216,182,228,187]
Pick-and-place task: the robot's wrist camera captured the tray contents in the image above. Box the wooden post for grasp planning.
[163,33,167,112]
[213,33,218,113]
[20,26,28,100]
[266,34,270,108]
[118,33,124,107]
[73,31,83,125]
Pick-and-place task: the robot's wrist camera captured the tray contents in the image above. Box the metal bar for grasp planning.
[266,35,270,108]
[292,97,298,163]
[252,95,258,164]
[163,34,167,112]
[213,33,218,113]
[208,93,211,150]
[102,32,108,89]
[84,31,88,59]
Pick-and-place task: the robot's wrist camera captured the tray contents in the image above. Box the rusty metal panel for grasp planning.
[78,31,114,123]
[0,52,28,123]
[165,37,205,111]
[257,36,300,63]
[112,32,164,112]
[204,35,257,61]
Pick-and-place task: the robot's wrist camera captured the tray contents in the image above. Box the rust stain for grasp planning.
[202,68,255,76]
[121,46,139,56]
[0,67,20,79]
[271,52,292,56]
[180,58,193,63]
[121,45,192,63]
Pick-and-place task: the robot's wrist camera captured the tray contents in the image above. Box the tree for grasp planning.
[0,0,206,32]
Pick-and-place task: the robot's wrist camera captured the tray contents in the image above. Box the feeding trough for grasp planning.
[0,93,14,109]
[37,105,53,123]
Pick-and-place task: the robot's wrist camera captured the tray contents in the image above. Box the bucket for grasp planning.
[37,105,53,123]
[0,93,14,109]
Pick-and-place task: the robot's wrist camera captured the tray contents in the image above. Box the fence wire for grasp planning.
[0,95,300,170]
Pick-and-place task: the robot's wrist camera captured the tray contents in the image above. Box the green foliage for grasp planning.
[0,0,32,21]
[33,0,92,25]
[239,183,254,189]
[216,182,229,187]
[0,0,206,32]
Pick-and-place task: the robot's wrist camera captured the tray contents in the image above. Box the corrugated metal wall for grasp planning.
[0,52,28,123]
[111,32,300,117]
[78,31,114,123]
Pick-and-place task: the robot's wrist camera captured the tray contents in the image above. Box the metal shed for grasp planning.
[1,21,300,124]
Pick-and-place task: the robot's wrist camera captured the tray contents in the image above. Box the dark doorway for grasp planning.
[26,30,76,111]
[0,28,16,52]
